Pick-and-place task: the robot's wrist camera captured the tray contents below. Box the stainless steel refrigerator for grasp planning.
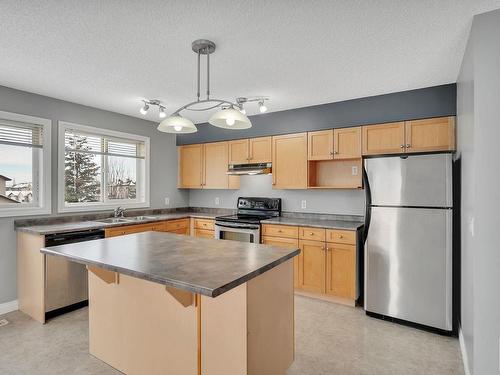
[363,153,453,332]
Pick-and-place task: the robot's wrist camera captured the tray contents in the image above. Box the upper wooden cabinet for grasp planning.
[405,117,455,153]
[272,133,308,189]
[178,142,239,189]
[178,144,203,188]
[228,139,249,164]
[308,130,333,160]
[362,117,455,155]
[334,127,361,159]
[362,122,405,155]
[228,137,271,164]
[249,137,272,163]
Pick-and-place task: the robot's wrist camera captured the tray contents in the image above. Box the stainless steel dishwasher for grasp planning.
[44,229,104,318]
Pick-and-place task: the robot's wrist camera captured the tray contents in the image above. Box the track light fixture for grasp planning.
[139,99,167,119]
[236,97,270,115]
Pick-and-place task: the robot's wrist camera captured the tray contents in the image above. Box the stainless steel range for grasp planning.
[215,197,281,243]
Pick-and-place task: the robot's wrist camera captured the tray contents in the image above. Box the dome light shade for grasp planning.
[157,115,198,134]
[209,108,251,129]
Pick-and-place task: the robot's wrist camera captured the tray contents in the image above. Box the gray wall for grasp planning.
[0,85,188,305]
[456,23,475,373]
[177,84,456,145]
[457,8,500,375]
[188,174,365,215]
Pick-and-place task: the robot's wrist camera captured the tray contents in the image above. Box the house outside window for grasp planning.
[58,122,150,212]
[0,110,51,217]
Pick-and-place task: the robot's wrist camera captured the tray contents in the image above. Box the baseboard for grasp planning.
[0,300,19,316]
[459,326,472,375]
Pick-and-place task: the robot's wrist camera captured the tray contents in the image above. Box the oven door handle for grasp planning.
[215,223,260,230]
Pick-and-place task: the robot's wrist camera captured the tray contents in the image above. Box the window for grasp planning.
[0,111,51,217]
[58,122,150,212]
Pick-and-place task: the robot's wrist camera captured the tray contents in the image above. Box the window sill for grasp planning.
[57,201,150,214]
[0,206,51,218]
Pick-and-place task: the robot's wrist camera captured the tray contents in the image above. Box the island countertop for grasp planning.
[41,231,299,297]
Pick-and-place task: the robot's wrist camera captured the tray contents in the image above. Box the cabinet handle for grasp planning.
[400,145,404,149]
[329,151,334,155]
[334,151,338,154]
[338,235,343,239]
[406,144,411,148]
[310,232,314,235]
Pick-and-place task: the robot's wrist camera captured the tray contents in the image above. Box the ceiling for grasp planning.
[0,0,499,124]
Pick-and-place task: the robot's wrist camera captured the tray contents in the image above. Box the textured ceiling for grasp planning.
[0,0,499,124]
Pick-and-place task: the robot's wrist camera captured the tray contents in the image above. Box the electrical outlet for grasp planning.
[164,197,170,206]
[301,200,307,209]
[215,197,220,205]
[352,166,358,176]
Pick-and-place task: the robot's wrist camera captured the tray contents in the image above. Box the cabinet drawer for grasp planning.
[105,223,156,237]
[326,229,356,245]
[299,227,326,241]
[194,218,215,230]
[261,224,298,239]
[261,236,299,249]
[165,219,189,231]
[194,228,215,239]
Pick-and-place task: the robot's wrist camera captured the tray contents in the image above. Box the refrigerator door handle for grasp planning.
[363,164,372,243]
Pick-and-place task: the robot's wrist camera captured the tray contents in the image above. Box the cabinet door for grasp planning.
[298,240,326,293]
[272,133,308,189]
[405,117,455,153]
[362,122,405,155]
[326,243,356,299]
[178,144,203,188]
[249,136,272,163]
[334,127,361,159]
[228,139,249,164]
[203,142,229,189]
[194,228,215,239]
[308,130,333,160]
[262,236,300,288]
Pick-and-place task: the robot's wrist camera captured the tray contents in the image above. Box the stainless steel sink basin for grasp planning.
[95,218,133,224]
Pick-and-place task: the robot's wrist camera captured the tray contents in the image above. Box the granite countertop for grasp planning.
[261,217,364,230]
[15,212,219,235]
[41,231,299,297]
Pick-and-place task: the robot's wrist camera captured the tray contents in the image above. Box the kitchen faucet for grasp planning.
[114,206,125,218]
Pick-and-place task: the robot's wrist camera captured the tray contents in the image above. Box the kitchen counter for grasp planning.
[41,231,299,297]
[15,211,219,235]
[261,216,364,230]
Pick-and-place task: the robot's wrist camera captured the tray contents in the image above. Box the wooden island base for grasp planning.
[88,260,294,375]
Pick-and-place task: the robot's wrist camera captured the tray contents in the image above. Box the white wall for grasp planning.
[0,85,188,305]
[188,174,365,215]
[457,8,500,375]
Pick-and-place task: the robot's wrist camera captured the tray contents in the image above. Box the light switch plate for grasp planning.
[352,166,358,176]
[215,197,220,205]
[301,200,307,209]
[164,197,170,206]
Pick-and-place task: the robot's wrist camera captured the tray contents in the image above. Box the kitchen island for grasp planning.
[41,231,299,375]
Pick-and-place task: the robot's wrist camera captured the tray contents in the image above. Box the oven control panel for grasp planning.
[237,197,281,212]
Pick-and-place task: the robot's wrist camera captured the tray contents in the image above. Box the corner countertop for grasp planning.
[15,212,218,235]
[41,231,299,297]
[261,217,364,230]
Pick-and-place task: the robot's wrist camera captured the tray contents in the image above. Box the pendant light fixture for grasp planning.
[157,39,261,134]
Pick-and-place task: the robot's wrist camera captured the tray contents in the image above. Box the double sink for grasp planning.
[95,216,159,224]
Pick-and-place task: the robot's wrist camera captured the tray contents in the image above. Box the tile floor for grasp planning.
[0,296,463,375]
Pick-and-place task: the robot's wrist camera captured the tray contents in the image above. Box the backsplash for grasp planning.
[188,174,365,215]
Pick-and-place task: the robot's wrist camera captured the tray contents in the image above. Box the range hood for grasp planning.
[227,163,272,175]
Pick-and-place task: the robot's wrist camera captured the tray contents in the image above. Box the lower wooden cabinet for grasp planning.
[298,240,326,293]
[326,243,356,299]
[193,218,215,239]
[261,224,359,305]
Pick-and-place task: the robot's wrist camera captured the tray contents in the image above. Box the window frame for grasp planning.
[58,121,150,213]
[0,110,51,218]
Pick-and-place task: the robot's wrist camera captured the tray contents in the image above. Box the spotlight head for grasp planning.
[159,107,167,118]
[140,103,149,115]
[258,100,267,113]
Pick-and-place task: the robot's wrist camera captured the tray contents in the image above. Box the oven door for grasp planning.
[214,222,260,243]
